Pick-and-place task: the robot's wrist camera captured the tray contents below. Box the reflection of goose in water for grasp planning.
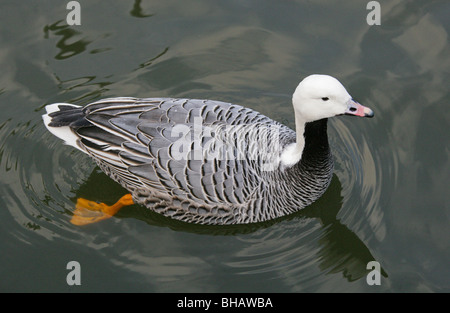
[301,175,388,282]
[43,74,373,225]
[73,168,387,282]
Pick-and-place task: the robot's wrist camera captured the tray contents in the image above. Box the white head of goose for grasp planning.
[42,74,373,226]
[281,74,373,167]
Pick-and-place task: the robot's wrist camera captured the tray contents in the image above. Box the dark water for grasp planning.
[0,0,448,292]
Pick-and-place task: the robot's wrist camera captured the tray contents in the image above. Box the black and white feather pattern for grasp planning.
[44,97,333,225]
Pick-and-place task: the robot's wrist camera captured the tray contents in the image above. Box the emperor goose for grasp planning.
[42,74,374,225]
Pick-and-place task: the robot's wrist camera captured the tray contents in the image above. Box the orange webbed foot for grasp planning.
[70,194,134,226]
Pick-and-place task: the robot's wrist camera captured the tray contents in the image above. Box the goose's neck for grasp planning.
[280,114,330,169]
[280,113,307,168]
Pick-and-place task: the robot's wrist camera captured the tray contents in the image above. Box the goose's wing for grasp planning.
[75,98,287,212]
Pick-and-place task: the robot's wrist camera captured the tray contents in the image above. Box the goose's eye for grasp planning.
[321,97,329,101]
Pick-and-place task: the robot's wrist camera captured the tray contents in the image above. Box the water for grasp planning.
[0,0,449,292]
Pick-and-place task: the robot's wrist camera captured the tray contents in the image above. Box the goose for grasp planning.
[42,74,373,226]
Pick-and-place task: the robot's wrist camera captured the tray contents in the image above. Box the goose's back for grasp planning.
[55,97,299,224]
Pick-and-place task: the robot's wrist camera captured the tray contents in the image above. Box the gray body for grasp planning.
[47,97,334,225]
